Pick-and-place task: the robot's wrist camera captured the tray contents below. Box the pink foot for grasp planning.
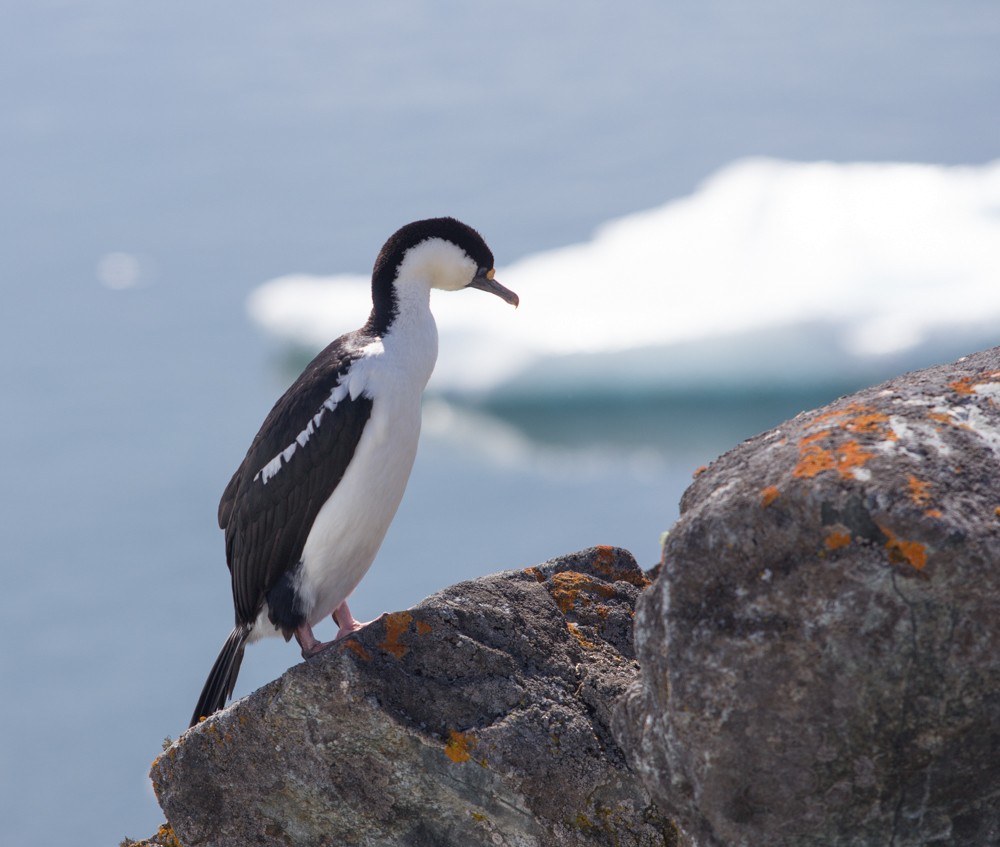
[294,622,332,658]
[294,602,383,658]
[332,600,380,640]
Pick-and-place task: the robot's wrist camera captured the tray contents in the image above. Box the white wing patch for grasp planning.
[325,382,349,410]
[251,341,383,486]
[253,378,359,486]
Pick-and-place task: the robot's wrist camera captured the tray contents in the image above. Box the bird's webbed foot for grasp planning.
[332,599,382,640]
[294,622,333,658]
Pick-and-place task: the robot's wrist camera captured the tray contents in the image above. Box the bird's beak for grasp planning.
[468,269,519,308]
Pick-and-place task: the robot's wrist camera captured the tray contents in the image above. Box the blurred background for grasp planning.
[2,2,998,843]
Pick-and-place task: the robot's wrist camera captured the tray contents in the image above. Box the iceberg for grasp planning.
[248,158,1000,401]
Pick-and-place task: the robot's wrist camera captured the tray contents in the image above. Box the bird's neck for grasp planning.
[368,277,439,386]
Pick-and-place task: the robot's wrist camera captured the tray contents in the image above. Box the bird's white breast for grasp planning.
[288,296,438,628]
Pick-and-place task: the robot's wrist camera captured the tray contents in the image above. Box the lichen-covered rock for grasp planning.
[152,547,675,847]
[120,823,182,847]
[614,348,1000,846]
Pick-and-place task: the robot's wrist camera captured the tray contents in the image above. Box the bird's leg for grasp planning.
[332,600,367,640]
[294,622,333,658]
[294,602,377,658]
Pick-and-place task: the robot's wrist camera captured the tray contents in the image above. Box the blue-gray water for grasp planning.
[2,3,999,844]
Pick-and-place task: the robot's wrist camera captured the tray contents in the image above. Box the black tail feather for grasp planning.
[189,623,252,728]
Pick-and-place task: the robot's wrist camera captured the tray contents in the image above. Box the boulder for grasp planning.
[614,347,1000,846]
[152,546,675,847]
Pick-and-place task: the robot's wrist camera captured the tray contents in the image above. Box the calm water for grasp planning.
[2,3,998,845]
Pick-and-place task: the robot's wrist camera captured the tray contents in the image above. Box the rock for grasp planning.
[120,824,182,847]
[614,347,1000,846]
[152,546,675,847]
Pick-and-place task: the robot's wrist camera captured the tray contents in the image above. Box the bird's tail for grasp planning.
[189,623,252,728]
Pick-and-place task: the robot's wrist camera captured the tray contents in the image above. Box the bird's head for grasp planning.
[372,217,519,308]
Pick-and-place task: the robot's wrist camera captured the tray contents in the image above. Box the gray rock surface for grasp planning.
[152,546,675,847]
[614,347,1000,846]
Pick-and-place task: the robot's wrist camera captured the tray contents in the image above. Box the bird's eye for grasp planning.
[486,268,496,280]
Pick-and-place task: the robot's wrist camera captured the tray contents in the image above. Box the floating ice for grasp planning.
[248,158,1000,398]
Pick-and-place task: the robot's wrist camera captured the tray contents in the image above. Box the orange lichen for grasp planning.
[849,414,894,437]
[813,406,854,423]
[760,485,780,507]
[344,640,372,661]
[994,507,1000,518]
[928,411,953,426]
[824,531,852,551]
[794,438,874,480]
[692,465,708,478]
[925,509,943,519]
[567,622,598,649]
[838,442,877,474]
[817,405,893,435]
[156,824,183,847]
[591,545,650,587]
[794,443,837,478]
[377,611,413,658]
[908,475,932,507]
[880,526,928,571]
[800,428,833,446]
[813,403,888,430]
[524,566,545,582]
[445,729,476,763]
[804,405,896,458]
[415,619,433,636]
[950,370,1000,396]
[549,571,616,614]
[591,545,618,580]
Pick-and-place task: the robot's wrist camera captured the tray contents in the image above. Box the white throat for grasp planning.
[382,273,438,389]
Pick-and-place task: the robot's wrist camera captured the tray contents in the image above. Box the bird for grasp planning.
[189,217,518,727]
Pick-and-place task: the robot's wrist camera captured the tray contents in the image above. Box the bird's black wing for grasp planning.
[219,332,374,625]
